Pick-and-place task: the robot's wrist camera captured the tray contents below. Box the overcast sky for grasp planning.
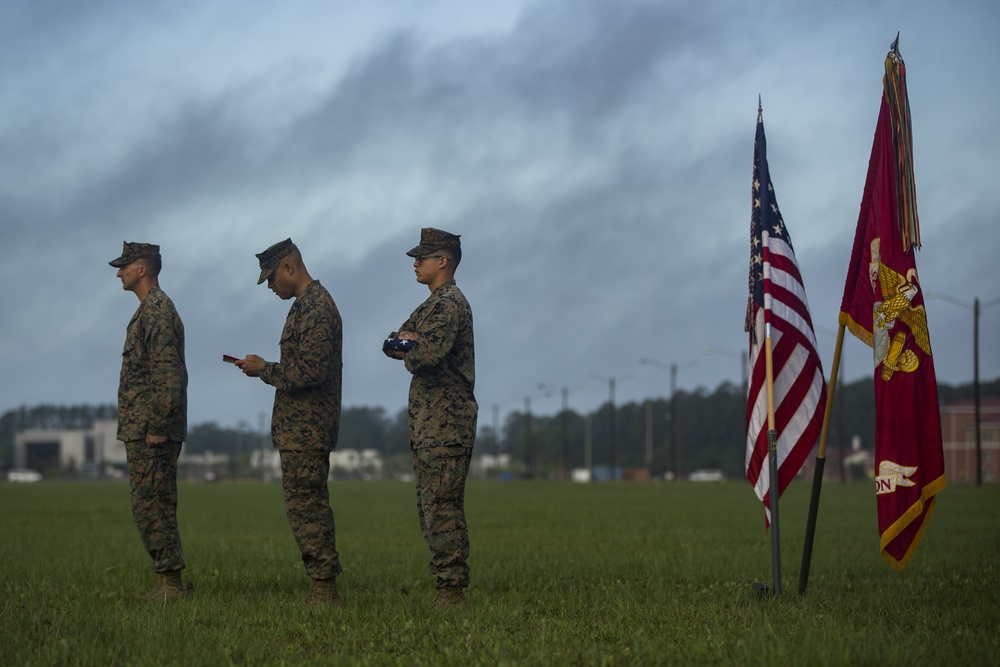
[2,0,998,432]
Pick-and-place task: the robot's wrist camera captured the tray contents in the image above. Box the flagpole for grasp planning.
[764,323,782,597]
[798,323,845,594]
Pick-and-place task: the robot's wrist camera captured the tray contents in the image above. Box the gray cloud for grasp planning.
[1,0,998,429]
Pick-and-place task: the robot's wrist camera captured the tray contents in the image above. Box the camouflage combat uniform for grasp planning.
[259,280,343,581]
[392,279,477,589]
[118,286,188,574]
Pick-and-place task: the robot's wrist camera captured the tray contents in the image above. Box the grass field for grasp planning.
[1,479,998,666]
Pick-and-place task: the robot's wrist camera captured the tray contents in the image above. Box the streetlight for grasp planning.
[608,377,616,475]
[523,395,533,479]
[702,347,748,399]
[546,381,586,479]
[588,374,634,480]
[639,358,702,480]
[644,399,653,472]
[491,397,520,477]
[560,386,570,478]
[524,383,557,479]
[586,375,616,479]
[928,293,1000,486]
[703,346,751,474]
[492,404,501,458]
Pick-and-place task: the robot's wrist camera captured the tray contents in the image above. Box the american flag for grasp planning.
[744,106,827,523]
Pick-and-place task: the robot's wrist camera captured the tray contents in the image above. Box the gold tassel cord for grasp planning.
[884,51,921,252]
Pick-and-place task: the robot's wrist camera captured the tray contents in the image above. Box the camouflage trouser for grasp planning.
[412,444,472,589]
[280,451,342,580]
[125,440,185,573]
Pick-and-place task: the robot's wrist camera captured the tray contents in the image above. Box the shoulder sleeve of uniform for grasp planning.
[402,293,462,375]
[261,287,341,392]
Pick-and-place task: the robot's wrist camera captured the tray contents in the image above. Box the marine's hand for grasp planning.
[235,354,265,377]
[383,332,417,359]
[146,433,168,446]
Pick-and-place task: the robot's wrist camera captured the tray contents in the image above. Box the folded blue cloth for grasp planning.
[383,337,416,353]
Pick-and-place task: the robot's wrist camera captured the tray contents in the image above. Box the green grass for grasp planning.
[1,479,998,666]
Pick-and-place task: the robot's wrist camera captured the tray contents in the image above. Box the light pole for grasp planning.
[524,383,558,479]
[491,398,520,477]
[561,386,570,478]
[258,411,269,482]
[639,358,701,480]
[609,377,617,477]
[928,293,1000,486]
[703,347,749,399]
[703,346,750,473]
[644,399,653,471]
[535,383,560,478]
[589,375,632,480]
[493,404,501,458]
[523,395,533,479]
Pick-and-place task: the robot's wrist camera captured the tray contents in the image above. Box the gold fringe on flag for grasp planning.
[839,310,874,349]
[883,41,921,252]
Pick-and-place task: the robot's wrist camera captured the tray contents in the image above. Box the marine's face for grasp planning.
[116,261,143,292]
[412,253,445,285]
[267,264,295,300]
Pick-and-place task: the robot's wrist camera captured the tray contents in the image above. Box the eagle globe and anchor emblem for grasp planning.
[868,237,933,495]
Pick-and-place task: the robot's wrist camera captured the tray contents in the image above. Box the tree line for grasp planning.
[2,377,997,479]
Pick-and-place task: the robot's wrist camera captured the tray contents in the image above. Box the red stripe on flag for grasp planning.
[745,115,827,525]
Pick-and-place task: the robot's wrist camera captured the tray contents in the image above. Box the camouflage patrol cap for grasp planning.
[256,238,297,284]
[406,228,461,257]
[109,241,161,268]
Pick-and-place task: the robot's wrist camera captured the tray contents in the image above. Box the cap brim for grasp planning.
[109,256,129,267]
[257,268,270,285]
[406,244,431,257]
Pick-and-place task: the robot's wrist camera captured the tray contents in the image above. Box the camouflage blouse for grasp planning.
[260,280,342,453]
[396,280,477,449]
[118,287,188,442]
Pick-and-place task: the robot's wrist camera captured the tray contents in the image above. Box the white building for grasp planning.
[13,419,125,473]
[331,448,383,478]
[470,453,512,478]
[251,447,385,480]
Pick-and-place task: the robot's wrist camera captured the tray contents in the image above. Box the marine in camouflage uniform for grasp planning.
[384,228,477,606]
[110,241,189,600]
[235,239,344,606]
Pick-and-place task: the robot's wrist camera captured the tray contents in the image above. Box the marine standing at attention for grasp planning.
[235,238,345,606]
[383,228,477,608]
[110,241,189,601]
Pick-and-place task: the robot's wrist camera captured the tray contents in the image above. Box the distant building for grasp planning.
[7,468,43,483]
[688,469,724,482]
[469,453,511,478]
[941,397,1000,483]
[13,419,124,474]
[250,448,282,482]
[331,448,383,479]
[801,397,1000,485]
[621,467,651,481]
[250,448,385,481]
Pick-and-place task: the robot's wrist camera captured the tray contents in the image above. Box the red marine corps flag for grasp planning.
[840,37,945,570]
